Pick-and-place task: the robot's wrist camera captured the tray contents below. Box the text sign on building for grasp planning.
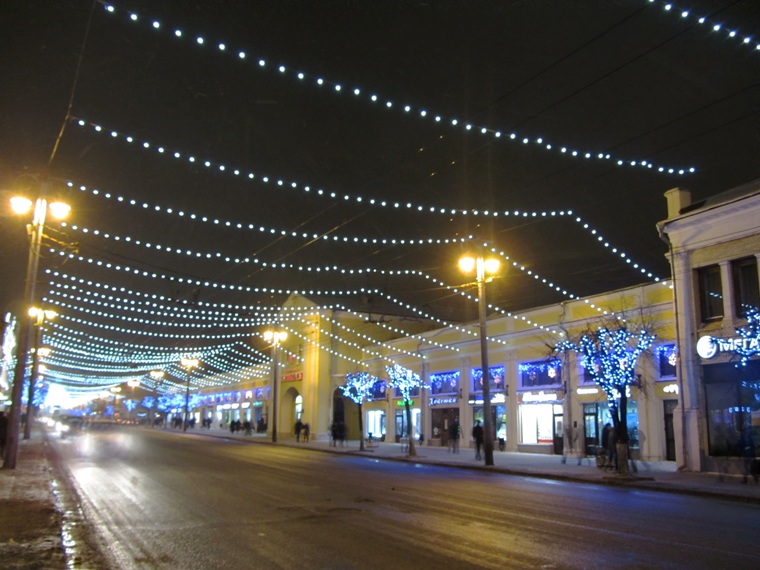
[429,396,458,406]
[696,335,760,359]
[281,372,303,382]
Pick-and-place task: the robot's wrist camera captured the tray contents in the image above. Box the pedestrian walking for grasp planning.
[449,418,460,453]
[472,420,484,460]
[295,418,303,442]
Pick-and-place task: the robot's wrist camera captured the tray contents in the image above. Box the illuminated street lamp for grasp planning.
[149,370,165,427]
[23,307,57,440]
[180,358,199,431]
[263,330,287,442]
[459,252,500,466]
[4,191,70,470]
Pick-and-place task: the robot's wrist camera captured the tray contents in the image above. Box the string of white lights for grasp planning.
[98,4,699,174]
[648,0,759,51]
[65,176,664,283]
[57,197,666,328]
[47,245,384,298]
[279,323,367,368]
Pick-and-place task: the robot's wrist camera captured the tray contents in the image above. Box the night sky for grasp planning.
[2,0,760,392]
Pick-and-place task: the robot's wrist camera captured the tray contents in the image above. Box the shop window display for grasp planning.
[519,359,562,388]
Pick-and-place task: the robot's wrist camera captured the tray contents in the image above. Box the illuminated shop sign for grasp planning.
[655,383,679,397]
[518,390,560,403]
[576,387,600,395]
[696,335,760,359]
[281,372,303,382]
[429,396,458,406]
[396,400,415,407]
[467,393,506,405]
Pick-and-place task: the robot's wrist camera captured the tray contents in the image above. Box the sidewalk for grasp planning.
[0,432,67,569]
[192,425,760,504]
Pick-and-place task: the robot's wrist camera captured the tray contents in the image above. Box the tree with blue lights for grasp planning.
[556,325,655,475]
[341,372,377,451]
[734,307,760,367]
[386,363,425,457]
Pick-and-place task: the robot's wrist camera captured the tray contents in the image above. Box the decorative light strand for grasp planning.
[98,5,697,174]
[67,178,664,283]
[647,0,760,54]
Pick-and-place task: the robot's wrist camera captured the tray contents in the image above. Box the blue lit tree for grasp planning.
[556,325,655,475]
[734,307,760,366]
[340,372,377,451]
[386,363,425,457]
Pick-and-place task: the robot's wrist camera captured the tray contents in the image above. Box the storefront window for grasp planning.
[583,401,640,448]
[704,361,760,456]
[519,403,554,444]
[366,410,386,440]
[473,405,506,440]
[395,408,420,439]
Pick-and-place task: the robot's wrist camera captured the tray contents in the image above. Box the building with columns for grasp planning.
[658,178,760,473]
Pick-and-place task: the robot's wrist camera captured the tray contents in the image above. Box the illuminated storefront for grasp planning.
[517,359,563,452]
[468,365,507,442]
[429,370,461,445]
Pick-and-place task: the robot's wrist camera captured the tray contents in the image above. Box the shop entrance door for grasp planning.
[664,399,677,461]
[552,405,564,455]
[583,404,599,456]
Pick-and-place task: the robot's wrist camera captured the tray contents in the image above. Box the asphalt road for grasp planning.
[51,427,760,570]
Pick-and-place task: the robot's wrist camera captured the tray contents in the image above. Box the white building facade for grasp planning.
[658,179,760,472]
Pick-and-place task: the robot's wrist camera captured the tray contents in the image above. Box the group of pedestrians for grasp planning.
[329,420,346,446]
[446,418,485,461]
[294,419,311,442]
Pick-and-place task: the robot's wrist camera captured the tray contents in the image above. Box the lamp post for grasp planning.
[180,358,199,431]
[150,370,164,427]
[4,192,70,469]
[459,252,500,466]
[23,307,57,440]
[263,330,287,442]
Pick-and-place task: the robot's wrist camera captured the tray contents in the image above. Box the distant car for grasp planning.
[56,416,85,438]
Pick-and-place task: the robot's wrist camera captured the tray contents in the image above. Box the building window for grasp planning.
[657,344,677,379]
[732,257,760,318]
[697,265,723,322]
[471,365,506,393]
[429,371,459,395]
[519,359,562,388]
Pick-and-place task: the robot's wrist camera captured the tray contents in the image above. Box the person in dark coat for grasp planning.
[472,420,484,460]
[448,419,461,453]
[740,431,757,484]
[295,418,303,442]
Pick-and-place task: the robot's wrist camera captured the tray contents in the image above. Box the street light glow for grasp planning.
[9,196,33,214]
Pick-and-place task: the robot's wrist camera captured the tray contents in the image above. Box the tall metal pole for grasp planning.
[23,313,43,440]
[184,368,191,431]
[477,258,495,466]
[4,197,46,469]
[271,341,279,442]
